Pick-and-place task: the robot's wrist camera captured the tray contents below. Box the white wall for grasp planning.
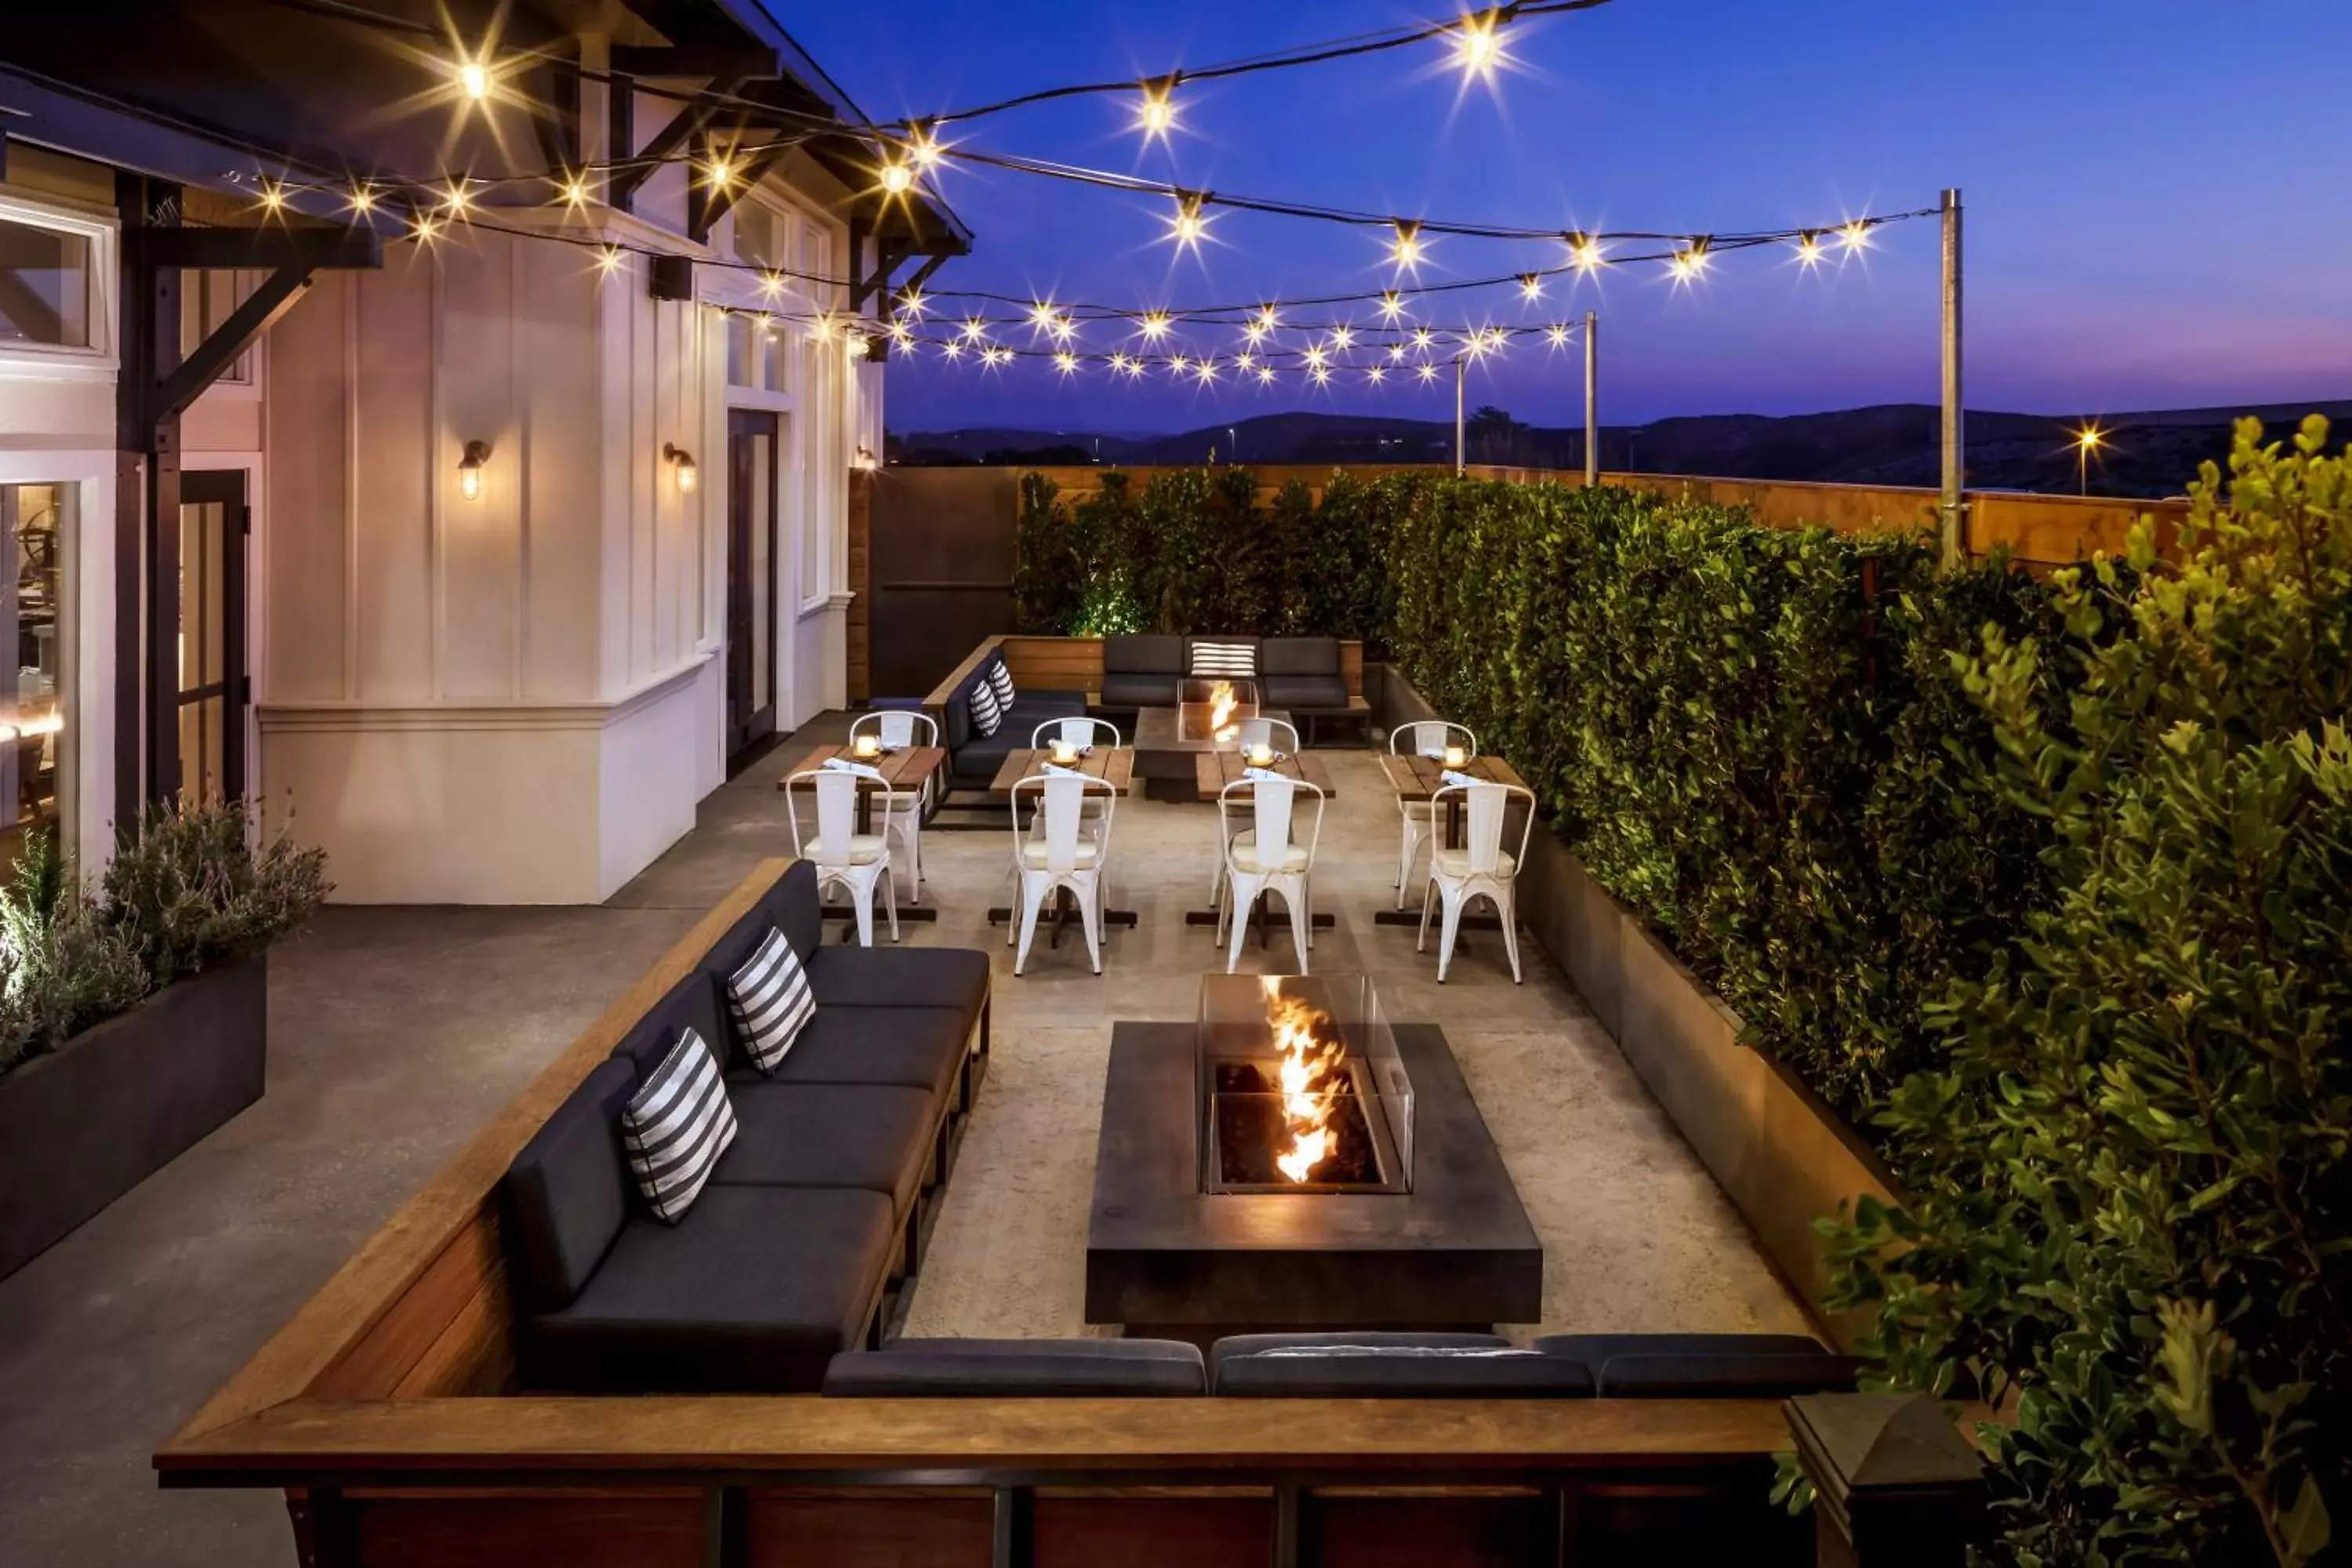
[256,223,727,902]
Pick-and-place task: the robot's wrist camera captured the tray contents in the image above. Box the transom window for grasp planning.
[0,215,93,349]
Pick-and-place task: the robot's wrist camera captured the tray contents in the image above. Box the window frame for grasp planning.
[0,191,118,376]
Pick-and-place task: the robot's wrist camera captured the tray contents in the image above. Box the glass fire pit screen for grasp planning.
[1178,677,1259,744]
[1196,974,1414,1194]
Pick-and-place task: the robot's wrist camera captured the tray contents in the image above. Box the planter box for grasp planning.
[1372,666,1897,1345]
[0,953,268,1279]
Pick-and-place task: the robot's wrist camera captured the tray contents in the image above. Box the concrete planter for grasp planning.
[0,953,268,1279]
[1372,664,1898,1343]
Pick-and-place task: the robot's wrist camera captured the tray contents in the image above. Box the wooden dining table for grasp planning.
[776,744,948,931]
[1374,753,1530,930]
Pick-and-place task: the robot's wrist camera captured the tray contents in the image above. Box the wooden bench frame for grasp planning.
[154,859,1875,1567]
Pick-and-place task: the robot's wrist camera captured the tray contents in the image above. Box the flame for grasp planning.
[1261,978,1345,1183]
[1209,681,1240,743]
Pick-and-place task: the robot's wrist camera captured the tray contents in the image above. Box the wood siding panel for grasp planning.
[307,1214,508,1400]
[1034,1495,1272,1568]
[347,1494,702,1568]
[745,1493,992,1568]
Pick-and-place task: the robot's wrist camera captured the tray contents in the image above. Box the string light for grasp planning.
[1412,327,1435,350]
[1519,272,1544,303]
[1568,232,1605,272]
[759,270,786,300]
[1109,351,1133,374]
[258,180,286,214]
[1054,350,1079,376]
[1668,238,1711,283]
[1304,344,1329,370]
[1236,350,1256,371]
[1310,365,1332,387]
[1390,219,1425,272]
[1452,7,1511,82]
[1378,290,1406,323]
[1388,343,1408,361]
[1047,314,1078,344]
[1795,230,1823,267]
[1168,190,1210,252]
[345,184,374,216]
[1136,75,1180,141]
[1367,365,1388,385]
[441,180,472,214]
[905,121,946,170]
[1138,310,1174,342]
[878,158,916,197]
[594,244,623,275]
[807,312,837,341]
[960,318,990,343]
[1330,324,1355,350]
[942,339,967,362]
[705,154,737,191]
[1195,358,1218,384]
[1028,299,1060,332]
[888,320,913,345]
[1839,219,1871,252]
[1545,321,1571,347]
[455,53,489,101]
[1258,303,1282,329]
[1416,362,1440,383]
[897,288,927,318]
[1257,366,1277,386]
[981,345,1011,367]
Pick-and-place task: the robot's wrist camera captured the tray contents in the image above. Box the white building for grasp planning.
[0,0,963,900]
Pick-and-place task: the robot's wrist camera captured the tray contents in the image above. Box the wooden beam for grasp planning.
[532,48,582,180]
[608,44,781,80]
[150,268,312,426]
[608,80,746,211]
[145,226,382,271]
[692,144,788,245]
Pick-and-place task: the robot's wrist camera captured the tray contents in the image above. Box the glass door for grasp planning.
[0,482,69,858]
[726,409,779,759]
[169,470,248,801]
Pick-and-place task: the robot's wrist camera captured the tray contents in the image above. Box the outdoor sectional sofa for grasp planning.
[818,1330,1857,1400]
[1099,633,1363,737]
[502,858,990,1394]
[936,643,1087,793]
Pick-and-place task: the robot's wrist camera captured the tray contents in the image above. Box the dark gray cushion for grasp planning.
[1532,1333,1828,1363]
[1099,673,1183,708]
[704,861,824,982]
[1262,674,1352,710]
[1593,1352,1859,1399]
[805,945,989,1025]
[725,1005,968,1102]
[823,1338,1206,1397]
[501,1058,638,1312]
[711,1083,937,1213]
[608,970,731,1080]
[1260,637,1341,677]
[521,1185,894,1393]
[1103,634,1185,676]
[1211,1332,1594,1398]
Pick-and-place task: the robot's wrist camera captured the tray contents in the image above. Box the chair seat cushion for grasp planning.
[1103,634,1185,676]
[1211,1332,1592,1398]
[1099,673,1182,708]
[1229,829,1309,873]
[521,1185,894,1392]
[503,1058,639,1312]
[1020,837,1102,869]
[804,946,989,1025]
[823,1338,1206,1397]
[1263,674,1351,710]
[713,1082,938,1214]
[804,833,889,864]
[728,1005,968,1101]
[1432,848,1516,879]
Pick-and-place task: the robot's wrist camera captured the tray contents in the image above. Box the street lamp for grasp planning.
[2072,423,2106,496]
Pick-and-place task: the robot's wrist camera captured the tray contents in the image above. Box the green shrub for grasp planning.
[1829,417,2351,1564]
[0,833,147,1073]
[102,797,332,988]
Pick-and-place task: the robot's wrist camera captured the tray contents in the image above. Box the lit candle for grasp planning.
[1442,744,1467,768]
[1051,741,1079,765]
[851,734,881,759]
[1248,742,1274,767]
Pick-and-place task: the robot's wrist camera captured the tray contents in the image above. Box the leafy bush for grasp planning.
[1828,417,2351,1565]
[0,799,331,1076]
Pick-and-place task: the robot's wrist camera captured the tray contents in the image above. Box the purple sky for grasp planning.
[781,1,2352,432]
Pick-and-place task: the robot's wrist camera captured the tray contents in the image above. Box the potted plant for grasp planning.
[0,799,329,1279]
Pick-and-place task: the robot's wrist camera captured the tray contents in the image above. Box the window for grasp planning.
[732,203,784,270]
[726,310,790,394]
[1,484,72,850]
[0,215,93,349]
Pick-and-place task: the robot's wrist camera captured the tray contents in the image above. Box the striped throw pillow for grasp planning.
[988,660,1016,710]
[1191,640,1257,677]
[727,927,815,1074]
[970,677,1003,737]
[621,1028,737,1225]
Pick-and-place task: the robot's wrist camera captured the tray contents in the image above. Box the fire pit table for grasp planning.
[1131,679,1293,803]
[1086,975,1541,1343]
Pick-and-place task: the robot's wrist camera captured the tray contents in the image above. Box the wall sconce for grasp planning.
[851,445,879,473]
[663,442,699,495]
[457,440,491,501]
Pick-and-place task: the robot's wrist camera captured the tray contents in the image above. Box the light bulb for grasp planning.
[1194,358,1217,384]
[1454,9,1508,82]
[1136,78,1178,140]
[457,58,489,100]
[879,160,914,196]
[1417,363,1439,384]
[1796,232,1824,267]
[1029,299,1058,331]
[706,155,735,190]
[1168,191,1210,251]
[906,122,946,169]
[1567,232,1604,272]
[1367,365,1388,385]
[981,345,1010,366]
[258,181,286,214]
[1139,311,1172,341]
[960,318,989,343]
[898,289,926,318]
[1389,343,1408,361]
[1054,350,1079,375]
[1378,290,1406,323]
[347,184,375,215]
[1519,273,1544,303]
[1256,367,1276,386]
[1840,219,1871,251]
[594,245,622,275]
[1330,324,1356,350]
[1391,220,1424,271]
[1412,328,1435,350]
[759,270,785,299]
[1545,322,1571,347]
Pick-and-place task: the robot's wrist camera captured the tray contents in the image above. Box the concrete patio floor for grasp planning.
[0,713,1809,1567]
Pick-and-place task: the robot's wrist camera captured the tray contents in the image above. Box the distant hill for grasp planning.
[892,399,2352,499]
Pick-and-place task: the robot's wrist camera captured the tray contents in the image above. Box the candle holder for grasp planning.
[851,734,882,760]
[1247,743,1275,768]
[1442,744,1467,768]
[1050,742,1080,766]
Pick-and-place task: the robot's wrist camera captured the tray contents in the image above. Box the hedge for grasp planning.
[1018,465,2062,1120]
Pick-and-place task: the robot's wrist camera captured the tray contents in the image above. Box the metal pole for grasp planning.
[1582,310,1599,485]
[1454,354,1466,477]
[1938,187,1965,569]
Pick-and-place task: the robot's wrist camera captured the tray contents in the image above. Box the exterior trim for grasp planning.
[256,650,712,733]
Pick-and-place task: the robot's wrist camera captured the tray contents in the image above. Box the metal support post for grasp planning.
[1454,354,1466,477]
[1938,187,1965,569]
[1583,310,1599,485]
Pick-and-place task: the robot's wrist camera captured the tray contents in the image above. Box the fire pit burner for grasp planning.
[1196,975,1413,1195]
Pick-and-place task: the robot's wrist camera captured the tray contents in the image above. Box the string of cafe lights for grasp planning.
[240,0,1932,390]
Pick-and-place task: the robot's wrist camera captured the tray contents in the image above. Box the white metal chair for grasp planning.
[1235,716,1300,758]
[1417,779,1534,983]
[847,710,939,902]
[1031,716,1123,751]
[1215,774,1326,974]
[786,766,898,947]
[1007,771,1118,975]
[1388,720,1479,907]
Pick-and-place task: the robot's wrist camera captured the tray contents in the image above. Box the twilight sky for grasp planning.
[780,1,2352,434]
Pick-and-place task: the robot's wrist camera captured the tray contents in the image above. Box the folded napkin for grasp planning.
[1043,762,1089,779]
[1243,766,1292,784]
[1421,747,1447,760]
[1440,769,1490,789]
[824,757,887,782]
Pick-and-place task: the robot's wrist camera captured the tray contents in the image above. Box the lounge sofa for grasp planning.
[940,646,1086,792]
[1097,633,1363,740]
[823,1330,1856,1401]
[501,860,989,1394]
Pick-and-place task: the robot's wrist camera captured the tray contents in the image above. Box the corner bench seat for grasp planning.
[1212,1332,1594,1398]
[718,1083,938,1213]
[1532,1333,1860,1398]
[724,1006,969,1103]
[823,1338,1207,1398]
